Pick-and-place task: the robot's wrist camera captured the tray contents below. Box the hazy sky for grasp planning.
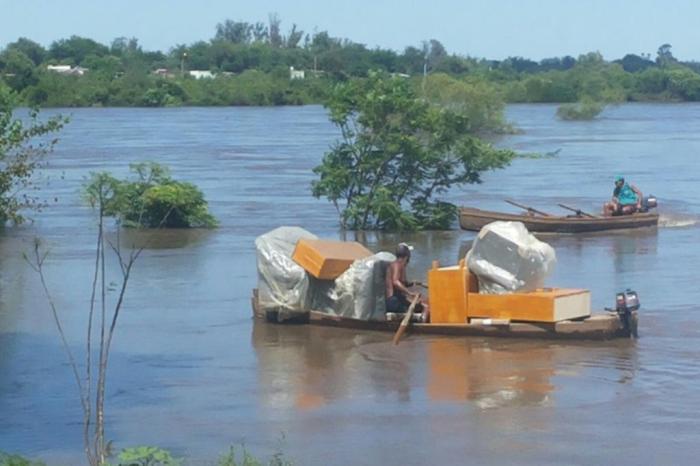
[2,0,699,61]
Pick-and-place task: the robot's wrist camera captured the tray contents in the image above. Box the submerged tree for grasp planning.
[312,71,515,230]
[84,162,218,228]
[0,84,67,225]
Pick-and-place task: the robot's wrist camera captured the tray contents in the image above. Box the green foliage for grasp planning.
[0,452,45,466]
[0,49,38,91]
[421,73,510,133]
[556,100,605,120]
[85,162,218,228]
[0,85,67,224]
[312,71,514,231]
[218,446,292,466]
[114,446,180,466]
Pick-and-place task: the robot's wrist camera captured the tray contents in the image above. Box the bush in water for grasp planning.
[85,162,218,228]
[556,100,605,120]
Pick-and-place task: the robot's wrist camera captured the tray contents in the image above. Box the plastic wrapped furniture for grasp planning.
[255,226,318,321]
[309,252,395,321]
[466,221,556,294]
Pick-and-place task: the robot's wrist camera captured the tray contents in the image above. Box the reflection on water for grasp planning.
[112,227,215,250]
[251,320,639,412]
[427,339,554,408]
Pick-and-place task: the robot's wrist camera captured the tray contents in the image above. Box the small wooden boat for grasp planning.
[459,206,659,234]
[251,290,638,341]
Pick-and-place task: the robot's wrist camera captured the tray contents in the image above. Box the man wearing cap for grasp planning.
[385,243,429,322]
[603,176,643,216]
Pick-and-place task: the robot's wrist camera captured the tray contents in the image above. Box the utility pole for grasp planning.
[180,52,188,77]
[422,52,428,96]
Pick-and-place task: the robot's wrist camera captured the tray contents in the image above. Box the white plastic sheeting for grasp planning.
[310,252,395,321]
[255,226,318,319]
[466,221,556,294]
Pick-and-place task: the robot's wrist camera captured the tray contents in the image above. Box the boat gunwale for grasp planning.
[459,206,659,233]
[251,290,634,341]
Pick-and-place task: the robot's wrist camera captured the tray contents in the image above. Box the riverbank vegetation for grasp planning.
[0,83,67,224]
[2,16,700,108]
[0,445,292,466]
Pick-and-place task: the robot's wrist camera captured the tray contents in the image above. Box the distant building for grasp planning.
[188,70,214,79]
[47,65,88,76]
[153,68,176,79]
[289,66,305,80]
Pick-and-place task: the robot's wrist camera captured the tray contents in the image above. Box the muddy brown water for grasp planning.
[1,104,700,465]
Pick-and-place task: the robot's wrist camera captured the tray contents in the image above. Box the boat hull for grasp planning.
[459,207,658,233]
[251,291,636,340]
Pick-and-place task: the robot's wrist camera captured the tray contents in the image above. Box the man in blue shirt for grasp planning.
[603,176,643,216]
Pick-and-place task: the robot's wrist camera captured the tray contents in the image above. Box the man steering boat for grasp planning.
[603,175,643,216]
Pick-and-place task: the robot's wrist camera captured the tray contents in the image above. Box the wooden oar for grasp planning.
[558,203,598,218]
[392,294,421,346]
[505,199,551,217]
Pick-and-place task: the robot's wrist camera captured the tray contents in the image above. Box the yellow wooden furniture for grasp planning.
[428,260,478,323]
[292,239,372,280]
[468,288,591,323]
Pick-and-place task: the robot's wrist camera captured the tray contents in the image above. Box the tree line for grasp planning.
[2,17,700,108]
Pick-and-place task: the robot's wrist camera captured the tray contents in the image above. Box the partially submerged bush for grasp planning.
[85,162,218,228]
[556,100,604,120]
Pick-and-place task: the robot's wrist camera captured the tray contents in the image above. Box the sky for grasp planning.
[1,0,700,61]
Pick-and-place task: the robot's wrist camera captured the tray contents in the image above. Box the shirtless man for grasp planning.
[385,243,429,322]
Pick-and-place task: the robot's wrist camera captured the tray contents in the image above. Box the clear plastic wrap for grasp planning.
[310,252,395,321]
[466,221,556,294]
[255,226,318,320]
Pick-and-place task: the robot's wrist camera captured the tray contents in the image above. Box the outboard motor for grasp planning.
[613,289,640,338]
[640,195,658,213]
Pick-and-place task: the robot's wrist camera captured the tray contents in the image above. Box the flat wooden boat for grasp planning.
[459,206,659,234]
[251,290,638,340]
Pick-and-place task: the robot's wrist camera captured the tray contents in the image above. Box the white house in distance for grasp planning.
[289,66,305,80]
[47,65,88,76]
[188,70,214,79]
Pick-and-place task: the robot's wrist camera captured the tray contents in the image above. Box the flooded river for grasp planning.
[1,104,699,465]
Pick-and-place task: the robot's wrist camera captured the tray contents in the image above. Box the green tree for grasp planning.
[4,37,47,66]
[48,35,109,65]
[85,162,217,228]
[0,84,67,224]
[421,73,510,133]
[215,20,254,44]
[0,49,37,91]
[312,72,514,230]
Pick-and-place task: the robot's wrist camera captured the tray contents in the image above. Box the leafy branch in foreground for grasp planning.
[85,162,218,228]
[0,84,67,224]
[312,71,515,231]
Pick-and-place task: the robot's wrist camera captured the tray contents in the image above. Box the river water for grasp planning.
[1,104,699,465]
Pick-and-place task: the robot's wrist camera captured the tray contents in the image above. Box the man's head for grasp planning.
[615,175,625,187]
[395,242,413,262]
